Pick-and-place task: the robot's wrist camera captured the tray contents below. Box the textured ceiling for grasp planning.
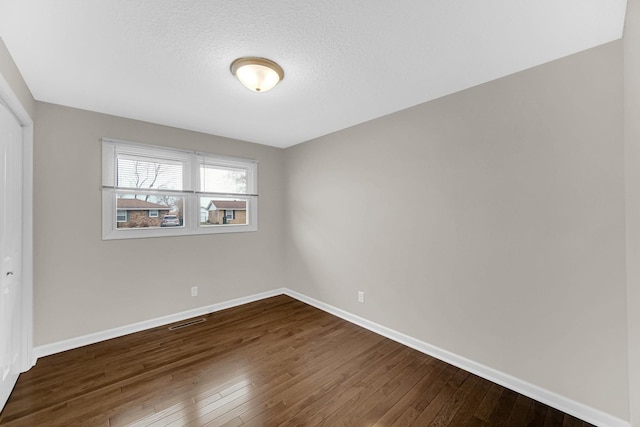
[0,0,628,148]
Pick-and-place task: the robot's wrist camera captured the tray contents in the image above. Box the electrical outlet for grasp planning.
[191,286,198,297]
[358,291,365,303]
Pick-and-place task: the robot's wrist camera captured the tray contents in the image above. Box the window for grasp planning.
[102,138,257,240]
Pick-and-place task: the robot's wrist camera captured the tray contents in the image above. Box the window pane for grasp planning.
[200,164,248,194]
[201,197,248,226]
[117,156,183,191]
[116,194,184,229]
[103,139,258,239]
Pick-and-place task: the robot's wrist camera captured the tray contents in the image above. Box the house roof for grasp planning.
[207,200,246,211]
[116,199,170,210]
[0,1,626,148]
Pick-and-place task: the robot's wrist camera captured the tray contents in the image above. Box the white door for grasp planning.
[0,100,22,410]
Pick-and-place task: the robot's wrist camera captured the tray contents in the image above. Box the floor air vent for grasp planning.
[168,318,206,330]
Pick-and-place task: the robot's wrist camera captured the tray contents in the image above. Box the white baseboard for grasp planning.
[32,287,629,427]
[282,289,630,427]
[33,288,286,359]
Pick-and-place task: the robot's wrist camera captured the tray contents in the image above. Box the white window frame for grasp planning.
[148,209,159,218]
[116,210,127,222]
[102,138,258,240]
[225,210,234,220]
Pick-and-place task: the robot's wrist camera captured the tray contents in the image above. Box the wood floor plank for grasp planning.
[563,414,587,427]
[525,400,551,426]
[284,342,418,426]
[240,339,407,426]
[486,387,519,426]
[445,374,492,426]
[410,374,462,425]
[182,374,294,427]
[389,364,459,427]
[473,382,504,422]
[206,332,387,426]
[544,406,569,427]
[504,394,534,426]
[359,358,437,425]
[3,299,312,422]
[304,349,422,426]
[0,295,596,426]
[427,373,481,427]
[371,359,446,426]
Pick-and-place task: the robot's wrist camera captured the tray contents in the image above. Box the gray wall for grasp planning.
[284,41,629,419]
[33,103,285,345]
[625,0,640,424]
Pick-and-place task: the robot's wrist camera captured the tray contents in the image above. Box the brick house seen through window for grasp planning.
[116,199,172,228]
[206,200,246,225]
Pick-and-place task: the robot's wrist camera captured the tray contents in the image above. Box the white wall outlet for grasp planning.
[191,286,198,297]
[358,291,365,303]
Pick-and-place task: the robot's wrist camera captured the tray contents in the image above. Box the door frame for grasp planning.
[0,72,34,371]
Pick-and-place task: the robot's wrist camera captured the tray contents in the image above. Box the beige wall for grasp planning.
[625,0,640,425]
[33,102,285,345]
[285,41,629,419]
[0,38,34,119]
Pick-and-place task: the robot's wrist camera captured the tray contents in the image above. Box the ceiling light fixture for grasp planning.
[230,57,284,93]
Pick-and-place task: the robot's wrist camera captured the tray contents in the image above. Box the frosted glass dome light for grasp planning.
[230,57,284,93]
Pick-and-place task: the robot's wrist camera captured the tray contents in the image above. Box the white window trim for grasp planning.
[102,138,258,240]
[148,209,159,218]
[116,210,127,222]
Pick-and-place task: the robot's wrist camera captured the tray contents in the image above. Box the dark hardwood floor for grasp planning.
[0,295,593,426]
